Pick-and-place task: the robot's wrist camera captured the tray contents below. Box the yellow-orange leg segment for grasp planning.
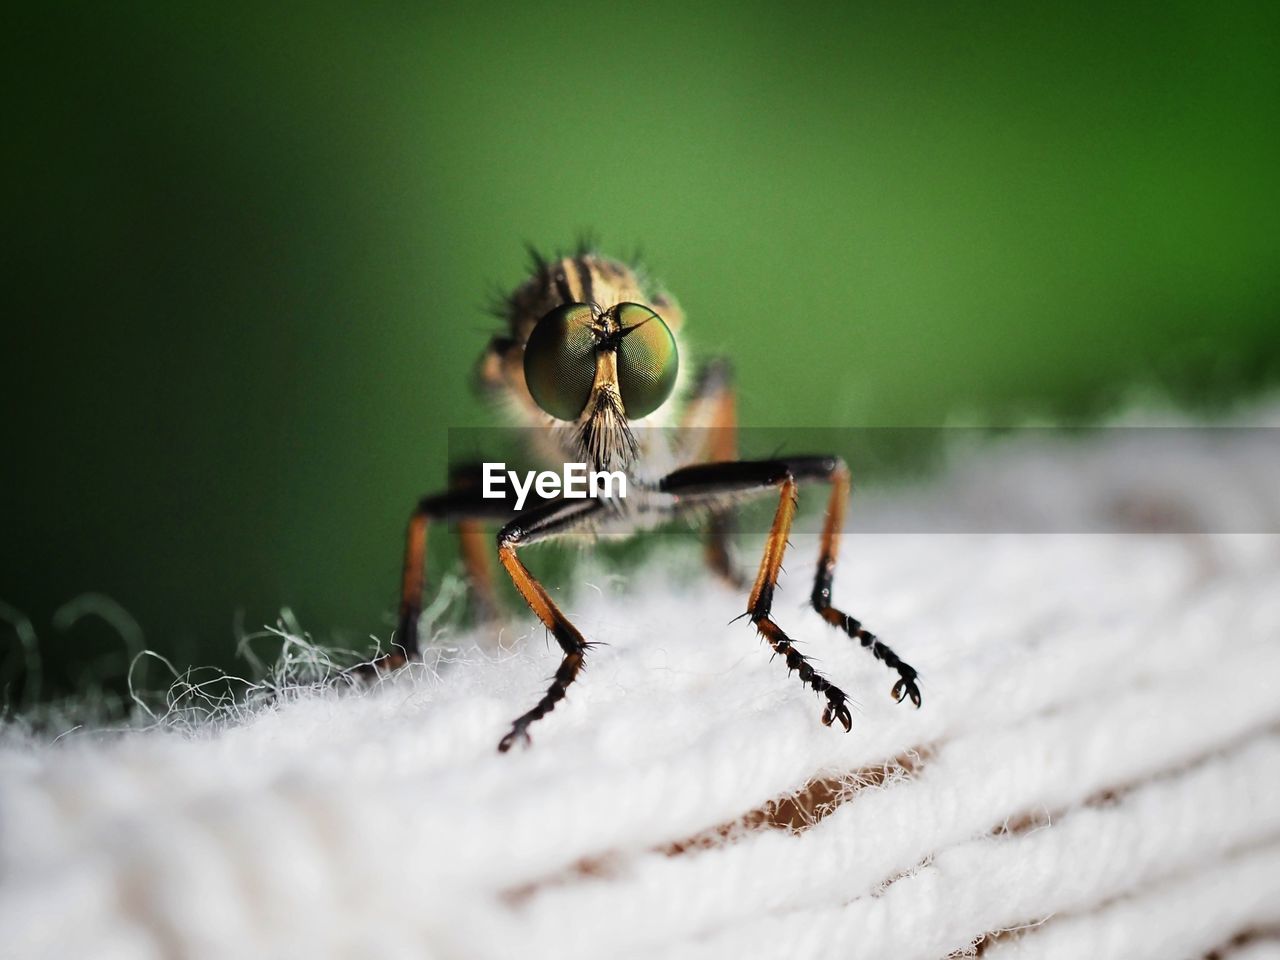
[683,359,747,588]
[347,482,518,683]
[390,512,429,667]
[747,475,854,731]
[703,367,746,587]
[458,519,499,623]
[343,509,429,680]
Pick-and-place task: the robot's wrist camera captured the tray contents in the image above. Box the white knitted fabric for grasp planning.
[2,416,1278,960]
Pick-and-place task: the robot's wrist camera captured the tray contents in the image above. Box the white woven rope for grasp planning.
[665,735,1280,960]
[1224,941,1280,960]
[520,639,1280,958]
[1,414,1278,959]
[981,843,1280,960]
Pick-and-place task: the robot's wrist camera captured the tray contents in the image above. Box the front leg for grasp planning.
[495,497,605,752]
[661,460,855,732]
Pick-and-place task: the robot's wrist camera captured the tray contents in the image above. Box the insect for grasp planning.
[365,246,921,752]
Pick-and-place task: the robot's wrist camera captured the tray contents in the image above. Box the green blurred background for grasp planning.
[4,1,1278,704]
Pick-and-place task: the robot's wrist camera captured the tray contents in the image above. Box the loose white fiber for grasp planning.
[1,412,1278,959]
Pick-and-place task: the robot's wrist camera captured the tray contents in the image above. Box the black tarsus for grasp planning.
[811,560,922,708]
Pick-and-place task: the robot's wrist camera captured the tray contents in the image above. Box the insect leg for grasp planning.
[800,456,922,707]
[680,358,747,588]
[495,497,605,752]
[448,464,501,623]
[660,460,854,732]
[352,482,515,680]
[457,519,498,622]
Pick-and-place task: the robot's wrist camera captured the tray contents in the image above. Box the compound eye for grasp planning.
[523,303,597,420]
[615,303,679,420]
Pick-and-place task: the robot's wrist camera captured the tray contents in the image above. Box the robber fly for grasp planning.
[366,247,921,752]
